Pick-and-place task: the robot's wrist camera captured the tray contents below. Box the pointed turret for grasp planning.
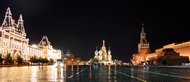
[17,14,25,33]
[94,46,99,59]
[140,22,146,43]
[141,23,145,33]
[1,7,13,28]
[94,46,98,56]
[102,40,105,47]
[101,39,106,52]
[107,46,112,61]
[108,46,111,55]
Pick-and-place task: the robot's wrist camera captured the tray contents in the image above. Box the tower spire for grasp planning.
[141,22,145,33]
[94,46,98,56]
[102,39,105,47]
[101,39,107,53]
[140,22,146,43]
[108,46,111,55]
[18,14,25,33]
[2,7,13,28]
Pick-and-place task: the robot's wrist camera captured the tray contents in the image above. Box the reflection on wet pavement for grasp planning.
[1,65,190,82]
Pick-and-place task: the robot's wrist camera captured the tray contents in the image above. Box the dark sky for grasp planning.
[0,0,189,62]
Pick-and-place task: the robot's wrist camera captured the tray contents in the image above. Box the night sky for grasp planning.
[0,0,189,62]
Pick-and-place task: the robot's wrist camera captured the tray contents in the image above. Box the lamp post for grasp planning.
[71,59,73,71]
[71,58,74,64]
[82,61,84,69]
[64,58,66,65]
[63,58,67,71]
[77,60,79,71]
[114,60,116,69]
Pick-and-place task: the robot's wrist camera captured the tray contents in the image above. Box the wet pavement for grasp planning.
[0,65,190,82]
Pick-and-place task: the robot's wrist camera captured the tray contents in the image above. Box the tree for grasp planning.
[48,58,54,65]
[4,53,13,65]
[29,55,37,63]
[15,55,23,66]
[0,54,3,64]
[114,60,120,65]
[41,57,49,64]
[33,56,38,63]
[37,57,42,63]
[89,58,98,65]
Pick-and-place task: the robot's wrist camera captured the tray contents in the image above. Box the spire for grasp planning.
[94,46,98,56]
[17,14,25,33]
[2,7,13,28]
[102,39,105,47]
[96,46,98,50]
[108,46,111,55]
[101,39,107,53]
[141,22,145,33]
[95,46,98,52]
[140,22,146,43]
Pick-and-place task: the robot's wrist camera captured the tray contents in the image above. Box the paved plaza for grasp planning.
[0,65,190,82]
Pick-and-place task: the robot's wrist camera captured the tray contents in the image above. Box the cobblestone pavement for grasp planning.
[1,65,190,82]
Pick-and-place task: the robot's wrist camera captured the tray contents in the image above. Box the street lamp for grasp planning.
[71,59,74,71]
[77,60,79,71]
[71,59,74,64]
[64,58,66,65]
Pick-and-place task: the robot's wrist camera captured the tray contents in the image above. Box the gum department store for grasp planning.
[0,7,62,62]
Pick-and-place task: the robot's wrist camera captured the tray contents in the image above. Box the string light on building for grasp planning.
[0,7,62,62]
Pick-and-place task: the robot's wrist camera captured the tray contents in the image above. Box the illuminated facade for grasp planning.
[38,36,62,61]
[0,7,61,62]
[132,23,150,65]
[94,40,113,65]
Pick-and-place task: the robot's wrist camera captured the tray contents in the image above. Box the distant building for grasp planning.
[62,50,81,65]
[0,7,61,62]
[94,40,113,65]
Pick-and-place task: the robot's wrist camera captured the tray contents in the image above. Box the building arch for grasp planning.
[13,50,21,59]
